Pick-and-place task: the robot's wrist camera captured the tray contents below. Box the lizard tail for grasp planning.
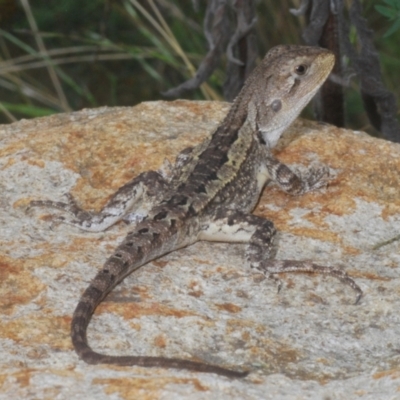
[71,260,248,378]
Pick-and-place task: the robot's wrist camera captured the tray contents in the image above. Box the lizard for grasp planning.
[29,45,362,378]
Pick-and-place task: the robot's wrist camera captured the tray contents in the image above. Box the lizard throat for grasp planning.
[260,125,286,148]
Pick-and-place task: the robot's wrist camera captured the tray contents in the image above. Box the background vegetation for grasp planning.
[0,0,399,135]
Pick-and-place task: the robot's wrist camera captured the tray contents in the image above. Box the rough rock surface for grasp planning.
[1,100,400,399]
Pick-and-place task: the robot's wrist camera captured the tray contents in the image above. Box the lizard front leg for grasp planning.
[199,210,362,303]
[29,170,168,232]
[265,153,330,195]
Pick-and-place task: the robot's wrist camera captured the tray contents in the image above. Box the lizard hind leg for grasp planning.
[28,170,168,232]
[199,210,362,304]
[247,215,362,304]
[254,259,362,304]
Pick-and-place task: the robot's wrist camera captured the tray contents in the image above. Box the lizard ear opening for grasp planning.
[271,99,282,112]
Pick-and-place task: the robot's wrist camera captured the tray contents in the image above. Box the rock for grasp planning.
[1,100,400,399]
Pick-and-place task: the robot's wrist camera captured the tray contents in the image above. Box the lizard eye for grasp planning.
[294,64,308,75]
[271,99,282,112]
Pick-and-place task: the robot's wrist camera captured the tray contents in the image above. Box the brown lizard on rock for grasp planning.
[30,45,362,378]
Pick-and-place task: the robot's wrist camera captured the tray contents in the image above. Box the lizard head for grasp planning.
[246,45,335,148]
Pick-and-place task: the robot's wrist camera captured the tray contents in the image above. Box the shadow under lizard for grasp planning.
[30,45,362,378]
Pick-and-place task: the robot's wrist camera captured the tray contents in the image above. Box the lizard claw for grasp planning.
[300,164,331,193]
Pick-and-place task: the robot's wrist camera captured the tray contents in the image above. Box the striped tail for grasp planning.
[70,227,248,378]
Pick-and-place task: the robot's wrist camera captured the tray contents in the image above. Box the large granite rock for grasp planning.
[1,100,400,399]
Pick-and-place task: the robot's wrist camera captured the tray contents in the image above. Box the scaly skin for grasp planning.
[30,45,361,377]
